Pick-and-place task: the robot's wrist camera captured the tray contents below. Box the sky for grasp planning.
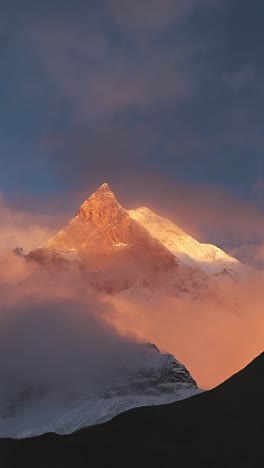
[1,0,264,260]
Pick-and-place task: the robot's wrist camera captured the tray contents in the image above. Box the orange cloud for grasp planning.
[0,253,160,403]
[104,272,264,389]
[0,185,263,391]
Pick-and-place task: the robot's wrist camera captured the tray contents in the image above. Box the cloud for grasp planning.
[105,0,200,38]
[106,271,264,389]
[0,297,146,401]
[5,0,225,125]
[0,253,155,403]
[2,0,263,202]
[222,66,255,91]
[24,13,198,122]
[0,196,263,394]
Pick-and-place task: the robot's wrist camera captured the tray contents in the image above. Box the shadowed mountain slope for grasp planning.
[1,352,263,467]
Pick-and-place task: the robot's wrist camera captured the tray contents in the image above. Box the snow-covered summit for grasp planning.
[28,184,178,288]
[129,206,241,275]
[27,183,243,294]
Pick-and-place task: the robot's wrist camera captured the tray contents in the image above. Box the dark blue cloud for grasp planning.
[0,0,263,203]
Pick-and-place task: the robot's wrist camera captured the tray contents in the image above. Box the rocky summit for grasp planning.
[27,182,244,295]
[28,184,178,288]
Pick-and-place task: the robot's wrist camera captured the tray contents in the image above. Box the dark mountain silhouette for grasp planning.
[1,352,263,467]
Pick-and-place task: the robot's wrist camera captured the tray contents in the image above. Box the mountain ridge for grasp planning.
[129,205,241,275]
[0,352,262,467]
[28,183,178,277]
[27,183,242,295]
[0,343,199,438]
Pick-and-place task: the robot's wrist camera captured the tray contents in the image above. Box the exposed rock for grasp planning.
[27,183,179,292]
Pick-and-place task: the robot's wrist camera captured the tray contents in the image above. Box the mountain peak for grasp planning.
[28,182,178,281]
[76,183,119,219]
[91,182,115,199]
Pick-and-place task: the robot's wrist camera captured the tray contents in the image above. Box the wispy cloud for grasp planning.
[222,65,255,92]
[106,271,264,389]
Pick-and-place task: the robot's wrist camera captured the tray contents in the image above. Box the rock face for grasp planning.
[0,343,199,438]
[28,184,178,291]
[27,182,242,295]
[13,247,25,258]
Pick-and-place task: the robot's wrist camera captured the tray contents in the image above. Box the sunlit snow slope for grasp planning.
[129,207,241,275]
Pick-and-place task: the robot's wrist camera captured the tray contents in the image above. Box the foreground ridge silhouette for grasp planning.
[1,352,263,467]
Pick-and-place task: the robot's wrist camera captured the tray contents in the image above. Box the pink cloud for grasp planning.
[105,272,264,389]
[0,184,263,390]
[0,193,62,253]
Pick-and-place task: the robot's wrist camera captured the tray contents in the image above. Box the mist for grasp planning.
[106,272,264,389]
[0,193,61,253]
[0,192,263,394]
[0,254,158,405]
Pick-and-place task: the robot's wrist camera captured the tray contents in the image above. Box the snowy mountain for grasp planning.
[5,352,262,468]
[28,183,175,269]
[28,183,180,292]
[0,344,199,438]
[3,183,246,439]
[28,183,241,296]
